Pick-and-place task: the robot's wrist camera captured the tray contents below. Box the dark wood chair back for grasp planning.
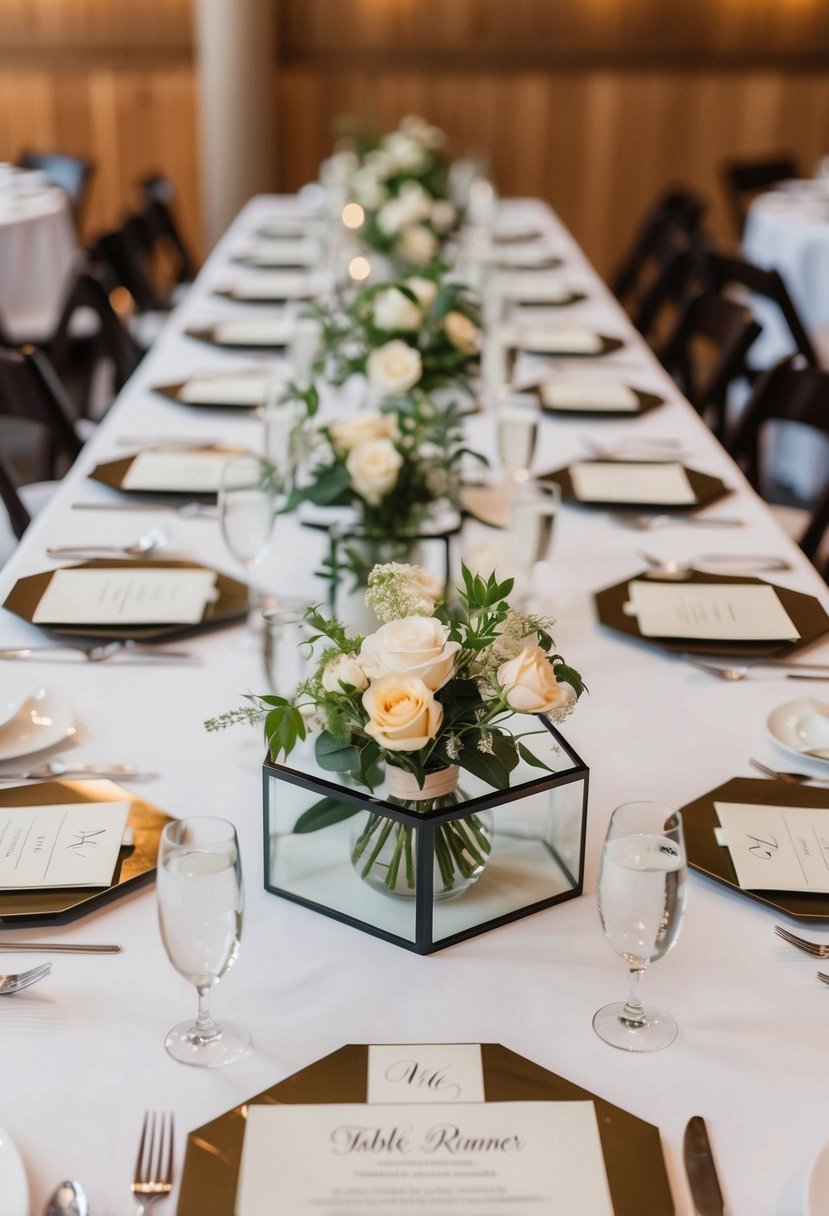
[611,187,706,303]
[49,270,143,393]
[656,290,761,440]
[0,345,83,481]
[0,454,30,542]
[139,175,198,284]
[720,153,799,236]
[91,217,168,313]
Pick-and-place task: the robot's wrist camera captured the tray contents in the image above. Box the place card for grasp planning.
[240,238,319,266]
[212,317,293,347]
[0,801,130,889]
[235,1101,613,1216]
[626,580,801,641]
[33,568,218,626]
[541,380,639,412]
[518,326,604,354]
[121,449,233,494]
[499,274,574,304]
[367,1044,485,1104]
[177,375,270,407]
[570,461,696,504]
[715,800,829,893]
[223,272,312,301]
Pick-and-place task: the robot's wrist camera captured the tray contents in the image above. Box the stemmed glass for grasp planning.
[507,480,560,605]
[593,801,687,1052]
[496,391,540,483]
[156,817,248,1067]
[218,455,276,627]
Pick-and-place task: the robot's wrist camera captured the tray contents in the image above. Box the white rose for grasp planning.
[366,339,422,396]
[320,150,358,189]
[497,645,566,713]
[444,310,479,355]
[360,616,460,692]
[350,167,388,211]
[330,411,398,454]
[362,674,443,752]
[383,131,428,174]
[346,438,403,505]
[365,148,397,179]
[376,184,432,236]
[406,276,438,309]
[372,286,422,333]
[410,567,444,608]
[322,652,368,694]
[431,200,457,233]
[398,224,439,265]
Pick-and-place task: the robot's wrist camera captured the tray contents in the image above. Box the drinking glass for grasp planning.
[157,817,248,1067]
[262,381,306,505]
[262,602,309,698]
[219,455,276,576]
[496,391,540,481]
[288,316,323,387]
[593,801,687,1052]
[507,480,560,604]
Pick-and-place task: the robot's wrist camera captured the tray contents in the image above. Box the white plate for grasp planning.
[767,696,829,766]
[805,1138,829,1216]
[0,674,38,730]
[0,685,75,762]
[0,1126,29,1216]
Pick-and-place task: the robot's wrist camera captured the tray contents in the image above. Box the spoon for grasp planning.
[46,527,170,558]
[638,550,791,578]
[45,1180,89,1216]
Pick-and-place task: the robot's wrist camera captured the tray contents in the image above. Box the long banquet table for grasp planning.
[2,195,829,1216]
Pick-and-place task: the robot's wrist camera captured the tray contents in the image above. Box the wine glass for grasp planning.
[219,456,276,626]
[496,391,540,482]
[507,480,560,605]
[263,381,307,504]
[157,817,248,1067]
[593,801,687,1052]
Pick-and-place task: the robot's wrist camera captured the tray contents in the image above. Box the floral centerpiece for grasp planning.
[208,563,584,899]
[316,267,480,399]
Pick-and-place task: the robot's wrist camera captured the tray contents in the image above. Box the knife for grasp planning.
[684,1116,725,1215]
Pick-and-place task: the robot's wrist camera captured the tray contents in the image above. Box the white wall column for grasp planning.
[195,0,278,249]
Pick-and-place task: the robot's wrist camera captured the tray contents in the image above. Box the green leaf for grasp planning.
[315,730,360,772]
[458,746,510,789]
[265,704,304,760]
[489,731,520,774]
[554,662,586,699]
[517,741,557,774]
[293,797,360,834]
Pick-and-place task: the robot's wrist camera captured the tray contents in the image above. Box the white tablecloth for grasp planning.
[2,196,829,1216]
[0,186,78,343]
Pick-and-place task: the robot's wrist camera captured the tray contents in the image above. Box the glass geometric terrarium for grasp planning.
[262,718,588,955]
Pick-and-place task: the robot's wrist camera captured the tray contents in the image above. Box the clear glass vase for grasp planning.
[350,766,493,901]
[330,529,424,634]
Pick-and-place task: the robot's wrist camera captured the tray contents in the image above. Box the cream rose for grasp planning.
[360,616,460,692]
[406,276,438,309]
[444,310,479,355]
[330,411,398,454]
[431,199,458,233]
[366,339,422,396]
[346,438,403,505]
[322,652,368,694]
[350,166,388,211]
[398,224,439,265]
[362,674,443,752]
[383,131,429,174]
[497,645,566,713]
[372,287,422,333]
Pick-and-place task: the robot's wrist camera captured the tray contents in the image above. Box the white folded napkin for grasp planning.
[225,272,312,300]
[212,318,293,347]
[518,326,604,354]
[541,380,638,411]
[178,375,270,406]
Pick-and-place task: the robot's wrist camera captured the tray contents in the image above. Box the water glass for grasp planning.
[496,391,540,481]
[507,480,560,604]
[289,316,323,387]
[157,817,248,1067]
[593,801,687,1052]
[263,603,309,698]
[218,455,276,574]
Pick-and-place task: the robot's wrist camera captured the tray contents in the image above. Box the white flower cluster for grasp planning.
[365,562,444,623]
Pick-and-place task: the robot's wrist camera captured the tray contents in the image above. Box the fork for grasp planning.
[817,972,829,985]
[0,760,156,782]
[612,511,745,531]
[0,963,51,994]
[72,501,217,519]
[640,551,791,577]
[0,641,194,663]
[750,757,829,786]
[132,1111,174,1214]
[775,924,829,957]
[681,655,829,682]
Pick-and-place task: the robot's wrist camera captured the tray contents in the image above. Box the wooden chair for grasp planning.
[0,344,83,482]
[720,153,799,237]
[655,290,761,441]
[611,187,706,305]
[17,150,95,230]
[629,227,701,342]
[48,269,143,403]
[0,452,30,545]
[700,247,817,367]
[139,174,198,286]
[729,357,829,566]
[91,216,169,314]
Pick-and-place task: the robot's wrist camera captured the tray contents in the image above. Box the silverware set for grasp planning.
[132,1111,174,1214]
[612,510,745,531]
[639,550,790,577]
[72,500,217,519]
[775,925,829,989]
[0,759,157,782]
[46,526,171,559]
[681,654,829,682]
[0,641,196,664]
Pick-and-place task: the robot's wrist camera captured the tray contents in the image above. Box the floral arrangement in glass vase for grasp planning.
[316,268,481,399]
[207,563,584,899]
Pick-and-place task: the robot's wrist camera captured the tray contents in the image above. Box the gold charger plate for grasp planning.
[185,325,289,352]
[539,387,664,418]
[682,776,829,923]
[3,557,249,642]
[88,445,247,499]
[178,1042,674,1215]
[539,461,730,512]
[0,778,172,923]
[594,569,829,659]
[516,333,625,358]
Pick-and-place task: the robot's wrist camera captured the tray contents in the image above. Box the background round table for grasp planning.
[0,183,79,343]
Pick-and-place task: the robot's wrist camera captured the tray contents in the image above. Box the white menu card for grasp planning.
[540,380,639,412]
[177,375,270,406]
[518,326,604,354]
[626,580,801,641]
[226,272,312,300]
[121,449,233,494]
[235,1101,613,1216]
[241,238,319,265]
[0,801,130,889]
[716,800,829,893]
[367,1044,485,1104]
[570,461,696,504]
[33,568,218,626]
[213,317,294,346]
